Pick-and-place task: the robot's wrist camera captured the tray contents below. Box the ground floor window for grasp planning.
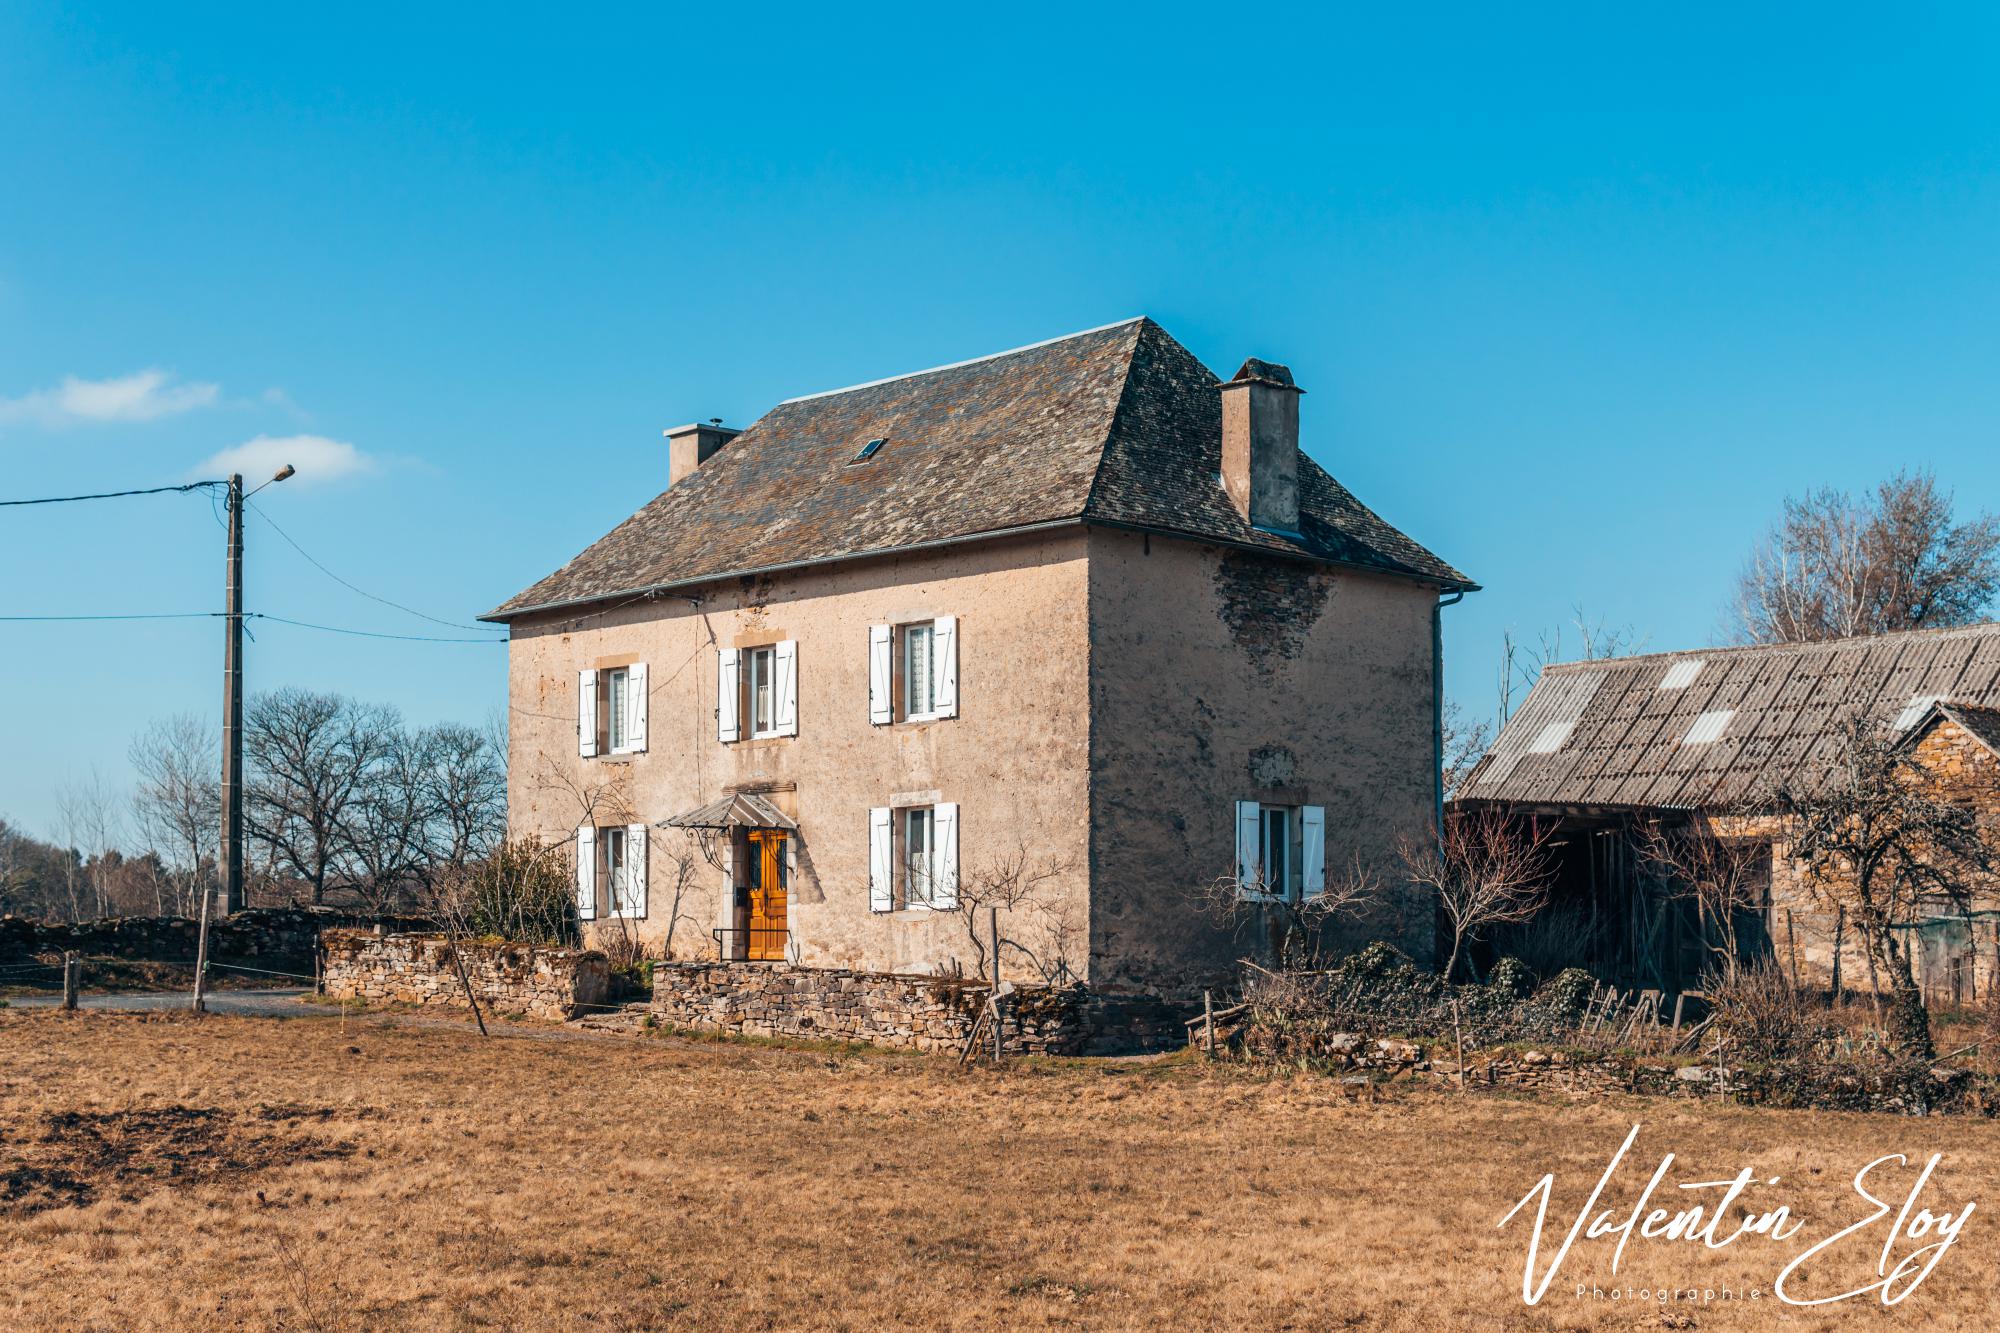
[868,802,959,911]
[1234,800,1325,902]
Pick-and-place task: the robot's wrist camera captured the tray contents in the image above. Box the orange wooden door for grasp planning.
[747,831,788,960]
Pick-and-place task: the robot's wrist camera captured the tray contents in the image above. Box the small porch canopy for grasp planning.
[659,792,797,832]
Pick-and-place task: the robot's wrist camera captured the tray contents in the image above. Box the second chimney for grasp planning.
[1219,358,1303,532]
[665,420,741,487]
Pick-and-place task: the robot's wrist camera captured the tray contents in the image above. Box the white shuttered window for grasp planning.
[577,670,599,757]
[574,825,597,920]
[718,648,741,742]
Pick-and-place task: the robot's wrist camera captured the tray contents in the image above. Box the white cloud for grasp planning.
[194,434,376,485]
[0,369,222,427]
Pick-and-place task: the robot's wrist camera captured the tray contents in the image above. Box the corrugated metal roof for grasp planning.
[1461,621,2000,810]
[486,319,1473,620]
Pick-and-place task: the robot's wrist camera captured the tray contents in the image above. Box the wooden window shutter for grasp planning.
[575,825,597,920]
[868,806,893,912]
[577,669,599,757]
[1300,805,1326,899]
[718,648,740,742]
[1235,800,1261,892]
[933,616,958,718]
[774,639,799,737]
[626,662,649,753]
[627,824,648,917]
[932,802,959,909]
[868,625,892,725]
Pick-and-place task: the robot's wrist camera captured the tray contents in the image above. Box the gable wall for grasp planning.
[1084,528,1441,993]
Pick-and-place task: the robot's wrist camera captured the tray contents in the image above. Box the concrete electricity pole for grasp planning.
[193,463,292,1014]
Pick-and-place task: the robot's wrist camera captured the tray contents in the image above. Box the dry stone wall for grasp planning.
[322,929,609,1022]
[646,962,1190,1055]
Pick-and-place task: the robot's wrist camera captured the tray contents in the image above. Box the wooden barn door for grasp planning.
[746,831,789,961]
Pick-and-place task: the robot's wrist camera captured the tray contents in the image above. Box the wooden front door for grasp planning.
[746,830,788,961]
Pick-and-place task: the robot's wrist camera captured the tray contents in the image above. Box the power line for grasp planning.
[247,499,503,633]
[0,610,499,644]
[0,481,222,507]
[249,613,504,644]
[0,612,222,622]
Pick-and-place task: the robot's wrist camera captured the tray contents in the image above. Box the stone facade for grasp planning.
[646,960,1188,1055]
[1711,716,2000,1000]
[321,929,610,1022]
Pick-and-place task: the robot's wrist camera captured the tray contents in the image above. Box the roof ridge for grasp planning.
[1538,619,2000,674]
[777,317,1147,404]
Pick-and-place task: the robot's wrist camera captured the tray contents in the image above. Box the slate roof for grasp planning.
[487,318,1471,620]
[1459,622,2000,811]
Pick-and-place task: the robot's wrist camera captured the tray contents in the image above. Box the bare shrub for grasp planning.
[1705,962,1818,1065]
[428,836,577,947]
[1189,851,1383,971]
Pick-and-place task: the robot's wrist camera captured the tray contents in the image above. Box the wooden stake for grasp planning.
[191,884,213,1014]
[447,938,489,1038]
[1829,904,1845,1002]
[1785,909,1799,987]
[988,906,1002,1063]
[61,952,78,1011]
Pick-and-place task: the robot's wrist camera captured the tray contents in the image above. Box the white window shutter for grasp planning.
[775,639,799,737]
[718,648,740,742]
[868,806,893,912]
[933,802,959,909]
[1235,800,1261,893]
[1301,805,1326,899]
[933,616,958,718]
[577,669,599,757]
[627,824,648,918]
[575,825,597,920]
[868,624,892,725]
[626,662,648,753]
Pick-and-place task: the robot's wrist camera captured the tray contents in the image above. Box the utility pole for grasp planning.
[192,463,291,1014]
[223,472,246,914]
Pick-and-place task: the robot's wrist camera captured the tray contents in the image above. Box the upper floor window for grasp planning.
[719,641,798,742]
[577,664,647,757]
[869,617,957,725]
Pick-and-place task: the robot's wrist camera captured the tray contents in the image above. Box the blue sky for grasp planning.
[4,4,1999,838]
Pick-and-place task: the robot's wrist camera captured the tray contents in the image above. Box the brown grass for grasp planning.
[3,1008,1999,1331]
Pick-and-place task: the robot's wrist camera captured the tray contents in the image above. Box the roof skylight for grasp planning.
[1660,660,1704,690]
[1894,695,1944,730]
[849,437,886,464]
[1683,710,1735,745]
[1527,720,1576,754]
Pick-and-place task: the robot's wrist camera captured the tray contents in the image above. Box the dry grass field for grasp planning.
[3,1007,1999,1332]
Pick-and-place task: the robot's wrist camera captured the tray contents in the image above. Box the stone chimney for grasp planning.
[1219,358,1303,532]
[664,420,741,487]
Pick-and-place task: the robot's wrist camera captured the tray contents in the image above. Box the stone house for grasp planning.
[484,318,1472,997]
[1457,622,2000,1000]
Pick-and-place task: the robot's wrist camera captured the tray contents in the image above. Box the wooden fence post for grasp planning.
[61,952,78,1011]
[1785,909,1800,988]
[988,907,1002,1063]
[1829,904,1845,1002]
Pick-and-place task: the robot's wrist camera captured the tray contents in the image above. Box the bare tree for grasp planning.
[129,713,219,916]
[1634,814,1767,982]
[1399,808,1556,982]
[1189,850,1383,971]
[1769,715,1998,1059]
[1440,699,1491,801]
[951,846,1083,985]
[1497,606,1646,727]
[1735,469,2000,645]
[53,768,126,920]
[244,690,397,904]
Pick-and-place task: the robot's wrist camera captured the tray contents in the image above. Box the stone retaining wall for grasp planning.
[647,961,1189,1055]
[321,929,609,1022]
